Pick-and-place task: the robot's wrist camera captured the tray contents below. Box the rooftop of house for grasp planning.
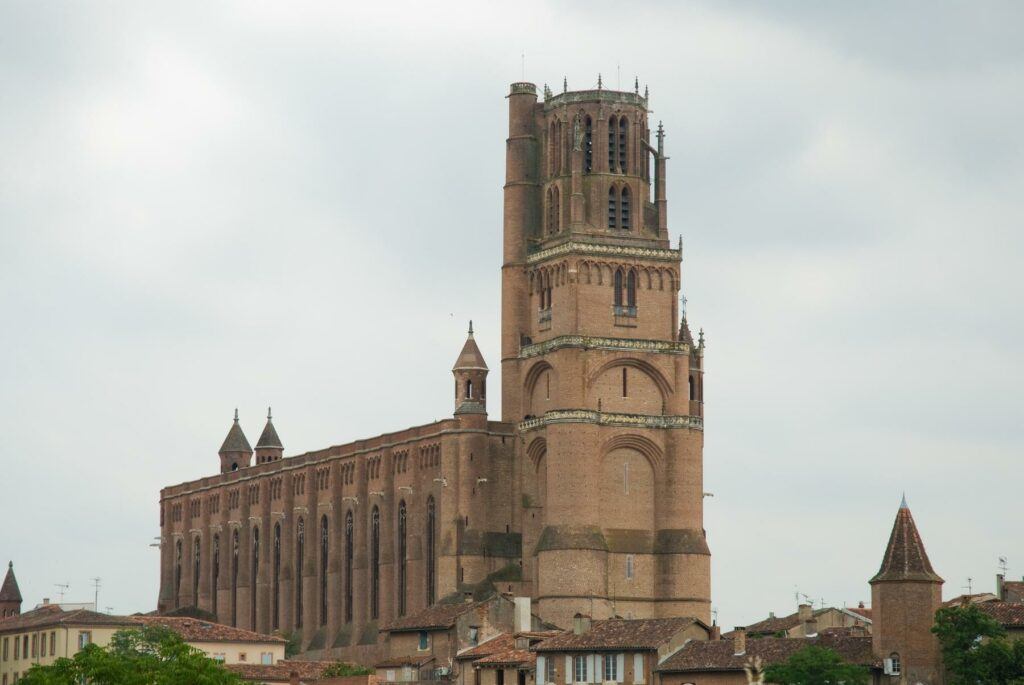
[657,633,877,673]
[133,615,287,644]
[380,598,487,633]
[725,606,871,638]
[976,601,1024,628]
[227,659,360,683]
[0,604,135,633]
[374,654,436,669]
[456,630,562,667]
[943,593,999,607]
[534,617,702,652]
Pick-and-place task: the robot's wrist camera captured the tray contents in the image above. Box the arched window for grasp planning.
[426,497,436,606]
[584,116,593,173]
[626,270,637,308]
[614,269,624,307]
[295,517,304,628]
[272,523,281,630]
[608,116,617,171]
[370,506,381,619]
[618,117,628,173]
[319,515,328,626]
[231,529,239,626]
[549,121,557,176]
[608,186,618,228]
[212,534,220,616]
[174,540,182,607]
[251,526,259,629]
[344,511,354,623]
[620,186,631,230]
[556,120,564,174]
[193,537,201,608]
[547,185,560,234]
[398,501,408,616]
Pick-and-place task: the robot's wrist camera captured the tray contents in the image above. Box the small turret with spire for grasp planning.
[0,561,22,618]
[452,321,488,416]
[255,407,284,464]
[218,409,253,474]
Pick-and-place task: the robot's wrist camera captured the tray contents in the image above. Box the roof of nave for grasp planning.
[219,409,253,454]
[256,407,283,449]
[534,617,702,652]
[453,321,488,371]
[0,561,21,602]
[870,496,943,584]
[656,633,876,673]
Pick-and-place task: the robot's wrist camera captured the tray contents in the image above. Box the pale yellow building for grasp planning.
[0,605,286,683]
[0,604,135,684]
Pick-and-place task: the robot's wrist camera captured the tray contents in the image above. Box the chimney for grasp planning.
[289,670,299,685]
[803,617,818,638]
[733,627,746,656]
[997,574,1005,601]
[797,603,812,623]
[514,596,531,633]
[709,625,721,641]
[42,598,50,606]
[573,614,592,635]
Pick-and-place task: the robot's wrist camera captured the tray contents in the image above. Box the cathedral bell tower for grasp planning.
[502,78,709,625]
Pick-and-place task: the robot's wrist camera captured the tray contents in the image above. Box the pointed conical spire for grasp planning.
[256,407,283,450]
[871,497,942,583]
[219,409,252,454]
[453,322,488,371]
[0,562,22,603]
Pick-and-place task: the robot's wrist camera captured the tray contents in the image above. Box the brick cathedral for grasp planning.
[158,79,710,658]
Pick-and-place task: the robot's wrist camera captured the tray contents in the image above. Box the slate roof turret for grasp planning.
[870,496,943,584]
[453,321,488,371]
[0,562,21,603]
[219,409,252,454]
[256,407,283,450]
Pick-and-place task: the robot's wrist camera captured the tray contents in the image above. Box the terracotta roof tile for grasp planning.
[870,501,942,583]
[976,602,1024,628]
[133,615,287,644]
[474,648,535,668]
[382,600,484,632]
[0,606,136,633]
[374,655,435,668]
[227,659,346,682]
[534,618,699,652]
[657,634,876,673]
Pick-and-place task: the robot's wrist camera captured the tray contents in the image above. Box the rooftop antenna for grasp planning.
[54,583,69,603]
[962,577,973,596]
[521,51,525,80]
[711,607,719,625]
[91,577,102,611]
[998,557,1008,575]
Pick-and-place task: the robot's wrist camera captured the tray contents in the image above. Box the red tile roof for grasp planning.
[0,562,22,603]
[534,618,701,652]
[870,502,942,583]
[381,600,485,632]
[474,648,535,668]
[227,659,353,683]
[657,634,876,673]
[976,602,1024,628]
[0,605,136,634]
[374,654,435,668]
[133,615,286,644]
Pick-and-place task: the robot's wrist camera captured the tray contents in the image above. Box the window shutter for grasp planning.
[616,654,625,683]
[633,654,645,684]
[538,657,547,685]
[588,654,597,683]
[566,656,573,683]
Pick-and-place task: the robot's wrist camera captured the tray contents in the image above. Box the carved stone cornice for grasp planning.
[543,89,647,111]
[520,335,690,359]
[518,410,702,433]
[527,240,680,265]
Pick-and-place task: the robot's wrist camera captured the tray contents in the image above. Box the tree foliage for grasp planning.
[933,604,1024,685]
[762,645,870,685]
[19,625,241,685]
[321,662,374,677]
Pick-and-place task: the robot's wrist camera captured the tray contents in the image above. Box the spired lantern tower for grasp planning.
[502,79,709,624]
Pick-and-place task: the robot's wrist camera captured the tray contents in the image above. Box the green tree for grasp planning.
[19,625,241,685]
[321,662,374,677]
[762,645,870,685]
[933,604,1024,685]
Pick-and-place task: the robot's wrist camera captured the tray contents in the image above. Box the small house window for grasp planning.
[574,655,587,682]
[889,653,901,675]
[419,631,429,650]
[626,554,635,580]
[603,654,617,682]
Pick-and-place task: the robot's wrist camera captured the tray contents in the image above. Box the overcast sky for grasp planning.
[1,1,1022,628]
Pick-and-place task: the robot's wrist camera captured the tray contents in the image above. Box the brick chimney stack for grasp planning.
[733,627,746,656]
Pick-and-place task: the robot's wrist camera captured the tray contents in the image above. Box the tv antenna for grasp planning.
[711,607,719,625]
[54,583,69,603]
[998,557,1008,575]
[91,577,102,611]
[962,577,973,596]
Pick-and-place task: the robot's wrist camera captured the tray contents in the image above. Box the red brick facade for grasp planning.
[158,79,710,659]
